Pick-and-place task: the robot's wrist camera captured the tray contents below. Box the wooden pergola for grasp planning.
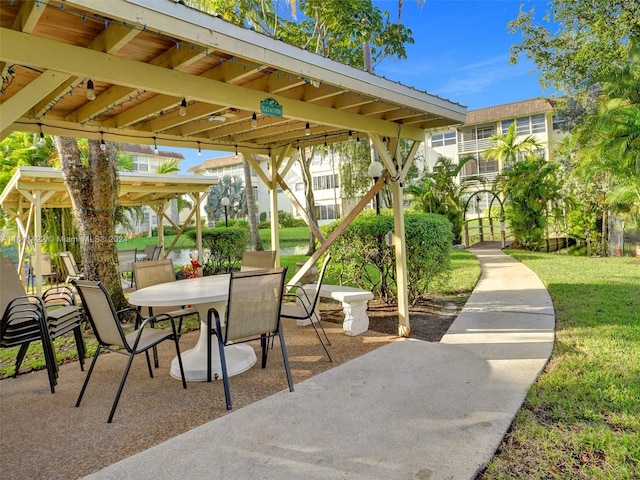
[0,0,466,334]
[0,166,218,292]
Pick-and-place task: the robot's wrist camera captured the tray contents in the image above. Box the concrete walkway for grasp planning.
[85,248,555,480]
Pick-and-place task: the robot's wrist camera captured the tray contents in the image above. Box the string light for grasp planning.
[153,137,159,155]
[86,79,96,100]
[179,98,187,116]
[100,132,107,151]
[197,142,202,156]
[38,124,45,145]
[234,145,238,161]
[305,122,310,136]
[251,112,257,128]
[348,130,353,141]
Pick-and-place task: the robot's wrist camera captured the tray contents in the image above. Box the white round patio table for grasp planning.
[128,274,257,382]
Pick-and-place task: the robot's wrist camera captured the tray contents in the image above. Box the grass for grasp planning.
[117,226,312,251]
[480,252,640,480]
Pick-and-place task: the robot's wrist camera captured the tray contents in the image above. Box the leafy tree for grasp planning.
[508,0,640,124]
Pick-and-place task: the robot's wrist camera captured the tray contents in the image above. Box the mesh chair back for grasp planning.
[143,245,157,259]
[224,267,286,342]
[240,250,277,271]
[309,253,332,311]
[117,249,138,273]
[1,258,26,314]
[59,251,83,281]
[73,280,126,348]
[133,260,178,316]
[134,259,175,288]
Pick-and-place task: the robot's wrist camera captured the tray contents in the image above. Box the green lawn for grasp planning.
[117,226,312,251]
[480,252,640,479]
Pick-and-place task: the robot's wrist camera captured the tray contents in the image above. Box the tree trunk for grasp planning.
[242,156,263,251]
[299,148,318,255]
[55,136,127,310]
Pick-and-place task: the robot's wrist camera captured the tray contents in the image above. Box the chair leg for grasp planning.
[14,342,30,377]
[308,316,332,362]
[144,350,154,378]
[277,323,294,393]
[76,349,100,407]
[72,325,86,371]
[107,352,136,423]
[216,318,232,410]
[260,334,268,368]
[313,310,332,346]
[173,336,187,389]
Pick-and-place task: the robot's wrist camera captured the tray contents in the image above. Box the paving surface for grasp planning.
[85,248,555,480]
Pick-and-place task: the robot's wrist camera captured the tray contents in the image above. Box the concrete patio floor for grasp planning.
[82,247,555,480]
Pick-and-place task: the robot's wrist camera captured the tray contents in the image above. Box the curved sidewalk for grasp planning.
[85,248,555,480]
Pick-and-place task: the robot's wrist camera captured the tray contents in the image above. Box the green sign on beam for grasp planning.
[260,98,283,118]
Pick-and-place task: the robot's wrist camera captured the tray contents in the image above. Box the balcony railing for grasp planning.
[458,138,495,153]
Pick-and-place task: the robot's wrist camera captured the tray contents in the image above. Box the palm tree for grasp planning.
[485,122,542,170]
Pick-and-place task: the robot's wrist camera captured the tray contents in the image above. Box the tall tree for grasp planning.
[508,0,640,122]
[55,137,126,309]
[242,155,264,251]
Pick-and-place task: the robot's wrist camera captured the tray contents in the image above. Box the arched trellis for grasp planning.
[462,189,507,248]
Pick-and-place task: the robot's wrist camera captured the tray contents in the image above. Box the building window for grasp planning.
[315,203,341,220]
[134,156,149,172]
[475,127,493,139]
[312,174,339,191]
[502,115,546,135]
[431,131,456,147]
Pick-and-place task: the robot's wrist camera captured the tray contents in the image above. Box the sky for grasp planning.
[168,0,553,173]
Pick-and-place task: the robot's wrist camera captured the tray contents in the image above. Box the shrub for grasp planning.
[323,212,453,304]
[187,227,249,275]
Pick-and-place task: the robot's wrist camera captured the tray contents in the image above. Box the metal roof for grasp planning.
[0,0,466,155]
[0,166,218,213]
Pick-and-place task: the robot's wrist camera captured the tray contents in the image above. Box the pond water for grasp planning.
[167,245,308,266]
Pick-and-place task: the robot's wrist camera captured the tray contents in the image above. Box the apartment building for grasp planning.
[119,143,185,235]
[423,98,564,215]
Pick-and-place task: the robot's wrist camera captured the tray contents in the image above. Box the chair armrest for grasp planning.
[117,306,144,328]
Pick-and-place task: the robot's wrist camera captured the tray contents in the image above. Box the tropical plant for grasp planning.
[204,175,245,225]
[405,155,481,244]
[497,155,563,250]
[485,122,542,169]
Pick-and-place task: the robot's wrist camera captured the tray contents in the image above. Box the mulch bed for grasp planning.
[319,296,466,342]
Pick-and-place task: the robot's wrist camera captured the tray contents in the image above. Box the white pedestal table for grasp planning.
[128,274,257,382]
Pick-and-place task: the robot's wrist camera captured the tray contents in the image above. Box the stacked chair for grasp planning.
[0,257,86,393]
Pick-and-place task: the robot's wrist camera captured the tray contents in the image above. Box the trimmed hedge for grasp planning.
[323,212,453,304]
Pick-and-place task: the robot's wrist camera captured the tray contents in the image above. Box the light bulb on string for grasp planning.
[100,132,107,151]
[153,137,159,155]
[305,122,310,136]
[86,79,96,100]
[179,98,187,117]
[197,142,202,156]
[234,146,239,161]
[251,112,257,128]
